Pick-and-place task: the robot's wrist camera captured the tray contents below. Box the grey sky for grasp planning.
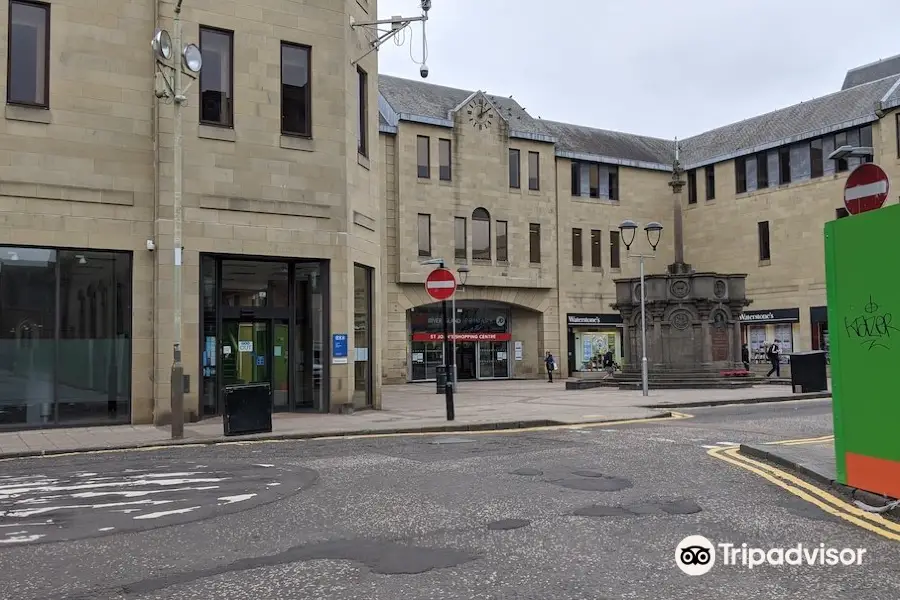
[377,0,900,139]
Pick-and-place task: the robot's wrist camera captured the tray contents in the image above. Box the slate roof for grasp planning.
[540,120,674,167]
[679,75,899,168]
[842,54,900,90]
[378,74,551,137]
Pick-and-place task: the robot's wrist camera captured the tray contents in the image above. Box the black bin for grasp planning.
[435,366,446,394]
[788,351,828,393]
[223,382,273,436]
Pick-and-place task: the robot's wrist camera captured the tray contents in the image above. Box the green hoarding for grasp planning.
[824,202,900,498]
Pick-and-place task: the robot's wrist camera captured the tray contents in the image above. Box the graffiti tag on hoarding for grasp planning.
[844,295,899,351]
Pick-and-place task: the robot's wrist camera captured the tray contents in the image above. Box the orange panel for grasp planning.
[845,452,900,499]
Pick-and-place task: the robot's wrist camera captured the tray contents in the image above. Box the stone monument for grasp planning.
[612,141,751,371]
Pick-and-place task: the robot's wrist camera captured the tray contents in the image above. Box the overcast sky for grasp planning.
[377,0,900,139]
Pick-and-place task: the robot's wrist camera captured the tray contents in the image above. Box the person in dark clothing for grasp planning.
[545,351,555,383]
[766,342,781,377]
[741,344,750,371]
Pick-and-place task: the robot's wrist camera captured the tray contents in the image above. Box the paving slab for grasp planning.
[0,380,832,459]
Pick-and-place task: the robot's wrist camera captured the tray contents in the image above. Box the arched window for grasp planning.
[472,208,491,260]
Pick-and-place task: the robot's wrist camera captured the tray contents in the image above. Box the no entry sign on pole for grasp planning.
[844,163,889,215]
[425,268,457,301]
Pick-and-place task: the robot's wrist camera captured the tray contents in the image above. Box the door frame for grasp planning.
[218,317,287,415]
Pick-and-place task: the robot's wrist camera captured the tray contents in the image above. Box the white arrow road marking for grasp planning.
[218,494,257,505]
[3,499,175,518]
[845,180,888,201]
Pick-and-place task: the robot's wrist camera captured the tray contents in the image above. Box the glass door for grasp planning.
[477,343,494,379]
[491,341,510,378]
[456,342,477,380]
[221,320,271,412]
[273,320,289,411]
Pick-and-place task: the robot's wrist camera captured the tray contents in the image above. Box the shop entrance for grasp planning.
[455,342,477,380]
[201,257,329,416]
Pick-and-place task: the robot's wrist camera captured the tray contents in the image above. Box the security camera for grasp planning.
[421,0,432,12]
[146,239,156,252]
[420,64,429,78]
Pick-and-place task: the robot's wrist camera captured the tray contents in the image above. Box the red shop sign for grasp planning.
[411,332,512,342]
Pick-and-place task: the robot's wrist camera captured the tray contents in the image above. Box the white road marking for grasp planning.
[98,527,114,532]
[647,437,677,443]
[134,506,200,520]
[255,464,275,468]
[4,499,175,518]
[0,534,44,544]
[218,494,257,505]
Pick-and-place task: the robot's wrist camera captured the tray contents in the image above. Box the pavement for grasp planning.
[0,380,832,458]
[3,398,898,599]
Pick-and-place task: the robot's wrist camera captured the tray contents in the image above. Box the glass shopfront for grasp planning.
[200,256,328,415]
[810,305,829,360]
[0,247,132,429]
[566,313,623,373]
[408,301,511,381]
[740,308,799,364]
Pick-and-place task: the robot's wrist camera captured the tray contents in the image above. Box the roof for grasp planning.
[540,120,674,167]
[680,75,899,168]
[842,54,900,90]
[378,74,551,138]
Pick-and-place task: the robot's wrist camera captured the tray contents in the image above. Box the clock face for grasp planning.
[466,98,493,130]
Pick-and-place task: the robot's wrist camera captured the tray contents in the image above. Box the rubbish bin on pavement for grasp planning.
[435,366,447,394]
[223,382,273,436]
[788,351,828,393]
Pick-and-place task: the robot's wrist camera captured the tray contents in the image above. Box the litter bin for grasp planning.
[223,382,273,436]
[435,366,447,394]
[788,351,828,393]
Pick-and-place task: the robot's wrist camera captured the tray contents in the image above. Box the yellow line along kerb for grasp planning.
[708,445,900,541]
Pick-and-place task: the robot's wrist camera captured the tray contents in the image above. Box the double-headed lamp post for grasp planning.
[151,1,203,439]
[619,219,664,397]
[452,266,470,390]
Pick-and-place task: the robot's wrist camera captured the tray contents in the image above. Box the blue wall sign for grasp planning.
[332,333,348,364]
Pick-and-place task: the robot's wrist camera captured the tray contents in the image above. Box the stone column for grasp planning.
[732,319,743,368]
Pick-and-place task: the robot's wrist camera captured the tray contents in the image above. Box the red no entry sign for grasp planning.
[425,268,457,301]
[844,163,889,215]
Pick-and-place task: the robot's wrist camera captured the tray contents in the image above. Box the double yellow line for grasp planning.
[708,440,900,541]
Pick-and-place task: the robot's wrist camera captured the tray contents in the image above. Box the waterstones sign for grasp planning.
[739,308,800,324]
[567,313,623,327]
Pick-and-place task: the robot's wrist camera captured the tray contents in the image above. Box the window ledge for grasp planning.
[438,179,452,186]
[591,267,603,273]
[759,259,771,267]
[528,188,541,195]
[454,258,468,265]
[357,153,370,170]
[572,195,619,205]
[572,265,583,271]
[280,135,315,152]
[6,104,51,124]
[529,262,542,268]
[199,124,235,142]
[497,260,509,267]
[417,176,432,183]
[472,258,492,265]
[609,267,622,273]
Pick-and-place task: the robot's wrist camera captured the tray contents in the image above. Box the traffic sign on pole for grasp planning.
[425,268,457,301]
[844,163,890,215]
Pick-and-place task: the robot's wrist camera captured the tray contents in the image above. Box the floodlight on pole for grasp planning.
[151,1,202,439]
[350,0,432,75]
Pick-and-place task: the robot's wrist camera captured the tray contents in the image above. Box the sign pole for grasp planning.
[442,297,455,420]
[451,294,457,390]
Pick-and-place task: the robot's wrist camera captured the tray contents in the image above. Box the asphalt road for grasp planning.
[2,398,898,600]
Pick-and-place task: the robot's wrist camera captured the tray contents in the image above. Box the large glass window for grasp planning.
[353,264,373,408]
[221,260,289,307]
[0,247,132,429]
[199,26,233,127]
[281,42,311,137]
[8,0,50,107]
[472,207,491,260]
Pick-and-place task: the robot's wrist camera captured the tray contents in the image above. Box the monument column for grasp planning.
[667,139,692,275]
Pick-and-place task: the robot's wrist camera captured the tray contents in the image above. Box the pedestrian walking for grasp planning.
[545,351,555,383]
[766,341,781,377]
[741,343,750,371]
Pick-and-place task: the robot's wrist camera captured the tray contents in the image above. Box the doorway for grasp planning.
[220,319,290,413]
[455,342,477,379]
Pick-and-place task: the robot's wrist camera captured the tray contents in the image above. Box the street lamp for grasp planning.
[152,0,203,439]
[828,145,874,161]
[619,219,664,397]
[452,265,470,390]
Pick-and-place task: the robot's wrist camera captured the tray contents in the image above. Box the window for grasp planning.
[454,217,467,260]
[571,162,618,200]
[529,223,541,263]
[833,131,848,172]
[859,125,874,164]
[417,136,430,178]
[496,220,508,262]
[590,229,602,267]
[687,169,697,204]
[836,207,850,219]
[778,147,791,184]
[356,67,367,156]
[472,208,491,261]
[735,157,747,193]
[810,138,824,178]
[352,264,373,407]
[572,228,583,267]
[281,43,312,136]
[608,166,619,200]
[896,115,900,158]
[758,220,771,261]
[509,149,521,188]
[705,166,715,200]
[198,27,233,127]
[528,151,540,190]
[417,213,431,257]
[756,152,769,189]
[609,231,621,269]
[438,138,451,180]
[8,0,50,107]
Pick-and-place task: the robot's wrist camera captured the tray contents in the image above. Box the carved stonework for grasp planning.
[711,310,728,330]
[671,279,690,298]
[714,279,727,299]
[633,283,642,302]
[670,309,692,330]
